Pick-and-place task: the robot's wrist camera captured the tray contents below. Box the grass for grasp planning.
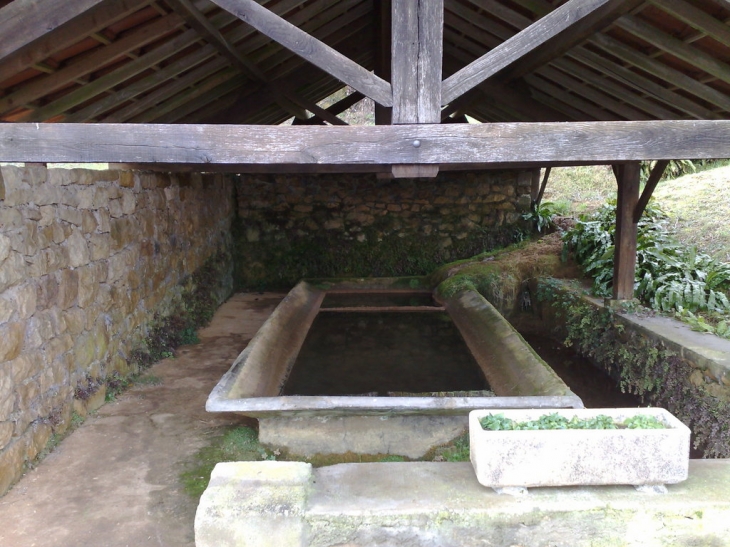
[541,165,616,216]
[652,165,730,263]
[544,162,730,263]
[180,426,471,499]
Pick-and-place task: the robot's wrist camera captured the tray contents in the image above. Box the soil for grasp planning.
[0,293,284,547]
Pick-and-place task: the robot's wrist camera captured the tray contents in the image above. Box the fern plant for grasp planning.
[563,200,730,337]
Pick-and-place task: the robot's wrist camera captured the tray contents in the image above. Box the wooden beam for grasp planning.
[464,0,727,117]
[0,13,186,115]
[0,0,149,82]
[441,0,623,105]
[374,0,392,125]
[567,47,719,119]
[15,17,237,122]
[0,0,106,61]
[209,0,393,106]
[200,30,371,124]
[496,0,644,82]
[2,121,730,166]
[634,160,669,222]
[613,162,641,300]
[536,167,552,206]
[648,0,730,47]
[615,14,730,87]
[165,0,311,120]
[589,32,730,112]
[391,0,443,123]
[299,91,363,125]
[73,0,362,123]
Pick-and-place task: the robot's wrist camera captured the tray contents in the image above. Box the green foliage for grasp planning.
[624,415,666,429]
[563,201,730,337]
[181,426,275,499]
[479,413,665,431]
[641,159,698,182]
[538,281,730,458]
[429,433,471,462]
[522,201,565,234]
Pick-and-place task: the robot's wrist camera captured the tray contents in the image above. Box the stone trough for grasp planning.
[206,278,582,457]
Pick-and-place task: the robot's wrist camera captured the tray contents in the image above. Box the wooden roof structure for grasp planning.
[1,0,730,126]
[2,0,730,299]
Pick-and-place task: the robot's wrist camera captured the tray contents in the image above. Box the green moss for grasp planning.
[181,427,274,499]
[233,220,524,290]
[539,280,730,457]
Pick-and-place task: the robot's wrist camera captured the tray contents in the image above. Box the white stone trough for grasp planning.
[469,407,690,490]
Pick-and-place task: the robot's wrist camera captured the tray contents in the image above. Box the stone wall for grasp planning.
[235,170,533,288]
[0,166,235,494]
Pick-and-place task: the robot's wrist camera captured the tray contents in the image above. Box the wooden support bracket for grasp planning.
[634,160,669,222]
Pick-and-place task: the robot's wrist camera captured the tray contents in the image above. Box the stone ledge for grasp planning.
[539,279,730,393]
[195,460,730,547]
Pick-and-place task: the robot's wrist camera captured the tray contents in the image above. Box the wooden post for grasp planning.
[612,162,641,301]
[374,0,392,126]
[530,168,541,205]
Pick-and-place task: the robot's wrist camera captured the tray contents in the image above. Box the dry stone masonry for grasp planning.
[0,166,234,494]
[234,170,534,287]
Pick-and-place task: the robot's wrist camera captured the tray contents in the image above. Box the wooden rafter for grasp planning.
[0,12,187,115]
[2,121,730,165]
[650,0,730,46]
[0,0,149,83]
[209,0,393,106]
[199,25,372,125]
[444,0,667,121]
[0,0,107,61]
[441,0,629,105]
[165,0,314,121]
[615,14,730,87]
[72,0,366,124]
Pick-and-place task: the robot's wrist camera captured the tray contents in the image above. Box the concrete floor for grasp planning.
[0,292,284,547]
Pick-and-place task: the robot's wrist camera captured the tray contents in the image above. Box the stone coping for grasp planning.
[195,459,730,547]
[540,279,730,391]
[206,279,582,418]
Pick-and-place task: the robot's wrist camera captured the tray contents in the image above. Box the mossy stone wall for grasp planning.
[234,170,534,288]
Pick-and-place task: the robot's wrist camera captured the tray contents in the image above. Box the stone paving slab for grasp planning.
[197,460,730,547]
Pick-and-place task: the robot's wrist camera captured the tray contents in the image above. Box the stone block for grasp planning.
[0,321,25,362]
[17,380,40,412]
[13,282,37,319]
[0,421,14,451]
[0,208,23,229]
[56,268,79,309]
[8,354,37,384]
[0,393,14,422]
[195,462,312,547]
[0,436,28,496]
[89,233,111,261]
[66,230,90,268]
[63,307,86,334]
[0,296,15,322]
[0,251,24,293]
[75,187,95,209]
[108,198,123,218]
[0,233,11,264]
[95,208,111,233]
[58,207,83,226]
[81,210,97,233]
[121,189,136,215]
[33,184,61,206]
[119,171,135,188]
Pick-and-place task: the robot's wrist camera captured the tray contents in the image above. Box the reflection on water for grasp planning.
[282,312,490,396]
